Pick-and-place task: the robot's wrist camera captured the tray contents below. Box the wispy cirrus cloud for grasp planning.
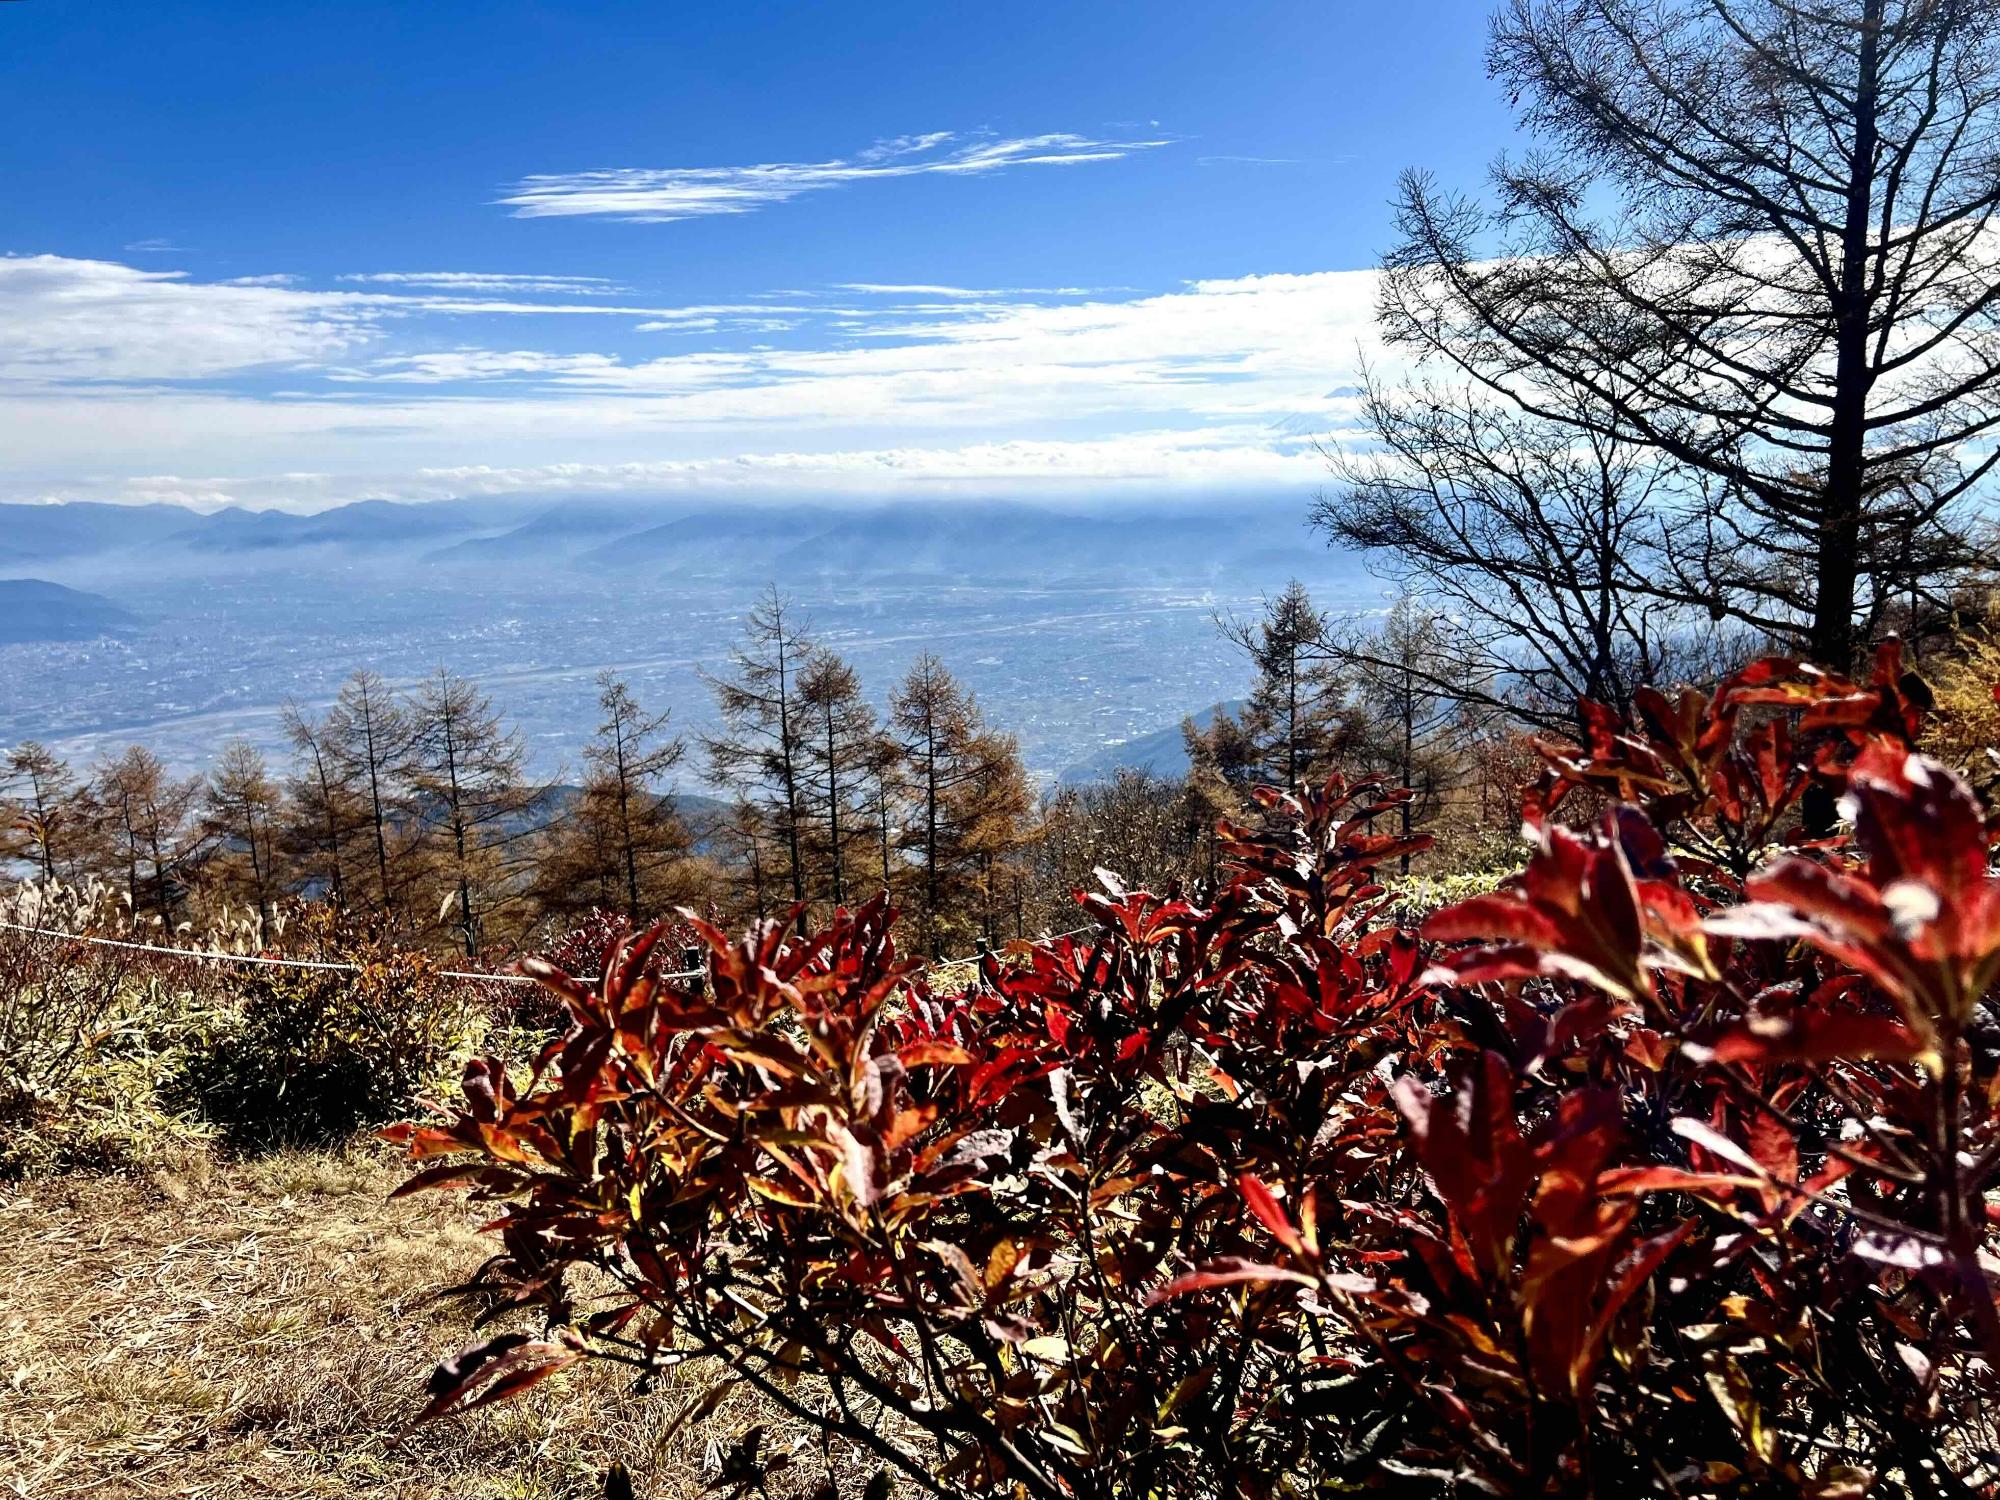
[832,283,1108,298]
[635,316,804,335]
[496,130,1174,224]
[339,271,629,294]
[343,349,632,384]
[0,257,860,383]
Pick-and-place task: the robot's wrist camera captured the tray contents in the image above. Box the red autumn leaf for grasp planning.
[1726,747,2000,1036]
[1423,894,1564,950]
[1393,1052,1536,1278]
[897,1040,976,1068]
[1599,1165,1764,1199]
[1146,1258,1319,1305]
[1707,1010,1927,1065]
[1423,817,1651,1002]
[1568,1222,1695,1394]
[1237,1171,1304,1257]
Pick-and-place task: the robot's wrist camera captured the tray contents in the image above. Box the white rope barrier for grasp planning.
[0,919,680,984]
[923,924,1095,968]
[0,918,1102,990]
[1,919,372,972]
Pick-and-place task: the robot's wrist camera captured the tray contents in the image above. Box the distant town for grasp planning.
[0,494,1367,784]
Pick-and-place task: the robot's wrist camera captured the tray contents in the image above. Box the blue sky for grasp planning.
[0,0,1515,510]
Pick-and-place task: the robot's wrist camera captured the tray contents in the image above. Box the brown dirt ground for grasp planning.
[0,1149,788,1500]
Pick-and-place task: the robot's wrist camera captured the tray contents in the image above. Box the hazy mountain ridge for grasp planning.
[0,503,198,567]
[424,500,697,565]
[0,578,143,643]
[168,497,538,554]
[5,495,1323,587]
[1058,699,1244,786]
[570,505,841,574]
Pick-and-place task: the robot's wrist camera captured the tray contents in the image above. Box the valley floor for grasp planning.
[0,1151,750,1500]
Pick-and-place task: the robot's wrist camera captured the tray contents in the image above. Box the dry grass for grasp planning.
[0,1148,794,1500]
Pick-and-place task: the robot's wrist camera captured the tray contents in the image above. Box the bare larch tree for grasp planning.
[1384,0,2000,667]
[582,672,688,926]
[1318,374,1726,729]
[704,586,815,925]
[406,668,535,957]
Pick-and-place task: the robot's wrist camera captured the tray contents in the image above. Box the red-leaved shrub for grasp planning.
[390,644,2000,1498]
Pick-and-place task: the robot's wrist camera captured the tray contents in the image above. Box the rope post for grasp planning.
[682,945,705,997]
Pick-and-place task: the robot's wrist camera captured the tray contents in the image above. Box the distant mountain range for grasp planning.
[0,497,543,570]
[0,495,1334,587]
[424,499,694,566]
[0,578,142,644]
[0,503,198,566]
[171,496,540,555]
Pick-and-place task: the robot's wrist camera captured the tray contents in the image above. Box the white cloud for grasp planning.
[381,296,818,319]
[497,131,1173,224]
[339,271,629,294]
[0,255,1390,509]
[320,271,1385,430]
[0,254,380,381]
[343,349,633,383]
[634,316,803,335]
[833,283,1104,297]
[0,257,864,384]
[405,431,1325,493]
[61,430,1326,511]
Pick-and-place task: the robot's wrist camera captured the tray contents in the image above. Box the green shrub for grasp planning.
[176,912,483,1149]
[1377,863,1524,925]
[0,1047,214,1178]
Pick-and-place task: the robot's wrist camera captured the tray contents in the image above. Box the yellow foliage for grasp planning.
[1922,631,2000,778]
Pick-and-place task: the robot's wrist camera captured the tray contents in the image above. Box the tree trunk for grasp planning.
[925,729,941,957]
[311,745,346,908]
[824,706,845,910]
[614,726,641,925]
[444,726,476,958]
[246,805,271,944]
[1399,657,1415,876]
[1811,0,1883,671]
[365,721,393,915]
[776,637,806,923]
